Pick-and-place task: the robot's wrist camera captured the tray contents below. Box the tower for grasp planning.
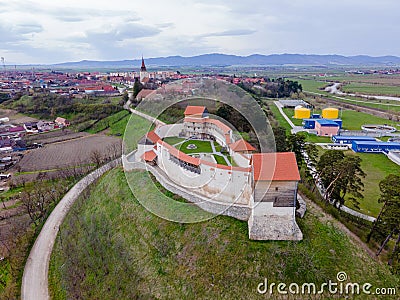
[140,56,147,72]
[139,56,148,83]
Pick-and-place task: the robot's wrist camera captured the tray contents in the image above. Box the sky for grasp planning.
[0,0,399,64]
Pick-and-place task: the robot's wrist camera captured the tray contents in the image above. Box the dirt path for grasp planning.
[300,192,377,259]
[21,159,121,300]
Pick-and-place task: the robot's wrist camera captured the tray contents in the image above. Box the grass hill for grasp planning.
[49,167,399,299]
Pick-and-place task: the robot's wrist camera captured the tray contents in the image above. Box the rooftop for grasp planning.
[253,152,300,181]
[229,139,256,152]
[184,106,207,117]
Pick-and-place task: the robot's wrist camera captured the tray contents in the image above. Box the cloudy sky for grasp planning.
[0,0,399,64]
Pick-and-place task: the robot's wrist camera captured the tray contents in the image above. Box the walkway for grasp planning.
[273,101,305,134]
[124,100,166,127]
[21,159,121,300]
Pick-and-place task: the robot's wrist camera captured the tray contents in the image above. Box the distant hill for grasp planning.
[52,53,400,69]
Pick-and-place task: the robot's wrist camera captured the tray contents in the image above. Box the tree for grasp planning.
[367,174,400,270]
[272,126,287,152]
[316,151,365,207]
[287,133,306,167]
[133,78,143,98]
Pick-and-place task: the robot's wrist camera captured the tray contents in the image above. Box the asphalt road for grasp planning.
[21,159,120,300]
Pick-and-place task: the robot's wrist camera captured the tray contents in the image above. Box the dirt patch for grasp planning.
[0,108,38,124]
[25,130,90,145]
[14,134,121,173]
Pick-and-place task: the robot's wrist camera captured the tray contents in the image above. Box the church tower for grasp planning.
[139,56,148,83]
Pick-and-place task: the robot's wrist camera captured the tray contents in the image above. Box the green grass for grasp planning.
[345,152,400,217]
[305,135,332,143]
[49,168,400,299]
[86,110,129,134]
[177,140,213,154]
[123,113,153,154]
[268,102,292,133]
[163,137,186,146]
[340,110,399,130]
[213,154,227,165]
[342,83,400,96]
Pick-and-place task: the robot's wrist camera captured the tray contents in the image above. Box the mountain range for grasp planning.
[53,53,400,68]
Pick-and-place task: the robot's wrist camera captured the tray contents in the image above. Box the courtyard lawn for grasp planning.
[163,137,186,146]
[213,154,228,165]
[177,140,214,154]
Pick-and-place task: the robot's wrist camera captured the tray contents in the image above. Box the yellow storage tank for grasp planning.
[294,106,311,119]
[322,107,339,119]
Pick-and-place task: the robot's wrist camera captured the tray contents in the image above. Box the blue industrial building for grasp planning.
[332,136,376,144]
[351,141,400,153]
[303,118,343,129]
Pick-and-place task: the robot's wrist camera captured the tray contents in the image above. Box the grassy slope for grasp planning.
[49,168,399,299]
[123,113,153,154]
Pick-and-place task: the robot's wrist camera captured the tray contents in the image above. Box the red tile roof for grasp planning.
[229,139,256,152]
[253,152,300,181]
[184,106,206,116]
[136,89,155,99]
[159,141,201,166]
[146,130,161,144]
[142,150,157,162]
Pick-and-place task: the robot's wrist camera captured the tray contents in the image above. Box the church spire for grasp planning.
[140,56,147,71]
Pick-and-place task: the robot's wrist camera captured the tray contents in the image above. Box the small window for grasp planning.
[275,187,279,191]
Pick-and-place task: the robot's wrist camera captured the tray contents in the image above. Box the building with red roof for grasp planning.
[133,105,302,241]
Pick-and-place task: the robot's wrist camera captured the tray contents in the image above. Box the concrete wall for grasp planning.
[155,124,184,138]
[254,181,297,207]
[157,142,252,205]
[315,123,339,137]
[231,151,251,168]
[136,144,155,162]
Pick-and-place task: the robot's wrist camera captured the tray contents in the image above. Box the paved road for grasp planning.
[21,159,120,300]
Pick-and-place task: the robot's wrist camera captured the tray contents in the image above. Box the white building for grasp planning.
[136,106,303,241]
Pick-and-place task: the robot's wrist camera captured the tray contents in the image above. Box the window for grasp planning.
[275,187,278,191]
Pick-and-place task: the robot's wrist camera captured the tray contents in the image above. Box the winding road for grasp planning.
[21,159,120,300]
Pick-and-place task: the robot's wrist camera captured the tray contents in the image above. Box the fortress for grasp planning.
[135,106,303,240]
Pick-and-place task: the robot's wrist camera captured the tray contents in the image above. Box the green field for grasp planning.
[340,110,399,130]
[346,152,400,216]
[49,168,400,299]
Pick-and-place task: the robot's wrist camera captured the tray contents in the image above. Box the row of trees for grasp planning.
[368,174,400,273]
[238,78,302,98]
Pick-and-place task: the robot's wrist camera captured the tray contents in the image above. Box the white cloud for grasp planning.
[0,0,399,64]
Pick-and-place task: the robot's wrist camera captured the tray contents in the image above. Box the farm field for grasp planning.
[15,134,121,173]
[48,168,399,299]
[341,83,400,96]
